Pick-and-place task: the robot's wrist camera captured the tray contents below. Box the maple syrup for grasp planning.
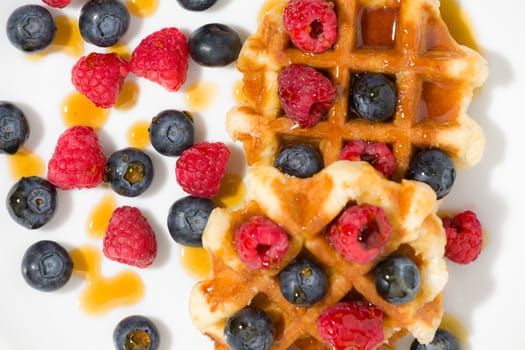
[212,173,246,209]
[115,81,140,111]
[86,192,117,240]
[107,42,132,61]
[440,312,469,348]
[179,246,212,279]
[70,245,144,316]
[233,80,247,104]
[7,147,45,179]
[126,0,160,18]
[357,6,398,49]
[440,0,480,52]
[184,81,218,111]
[258,0,285,20]
[61,91,111,130]
[31,16,84,59]
[127,120,150,149]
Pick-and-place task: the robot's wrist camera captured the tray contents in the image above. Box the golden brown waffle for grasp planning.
[227,0,488,180]
[190,161,448,349]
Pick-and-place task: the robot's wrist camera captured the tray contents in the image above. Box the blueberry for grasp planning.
[351,72,397,122]
[6,4,56,53]
[167,196,216,247]
[407,148,456,199]
[374,255,420,305]
[0,102,30,154]
[105,147,154,197]
[21,240,73,292]
[224,307,275,350]
[274,144,323,178]
[7,176,57,229]
[79,0,130,47]
[279,258,327,306]
[410,329,460,350]
[189,23,242,67]
[176,0,218,11]
[113,315,160,350]
[149,110,194,157]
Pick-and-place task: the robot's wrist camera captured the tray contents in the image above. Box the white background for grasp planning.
[0,0,523,349]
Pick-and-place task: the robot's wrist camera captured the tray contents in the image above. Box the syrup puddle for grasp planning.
[7,147,45,179]
[62,91,110,130]
[86,192,117,240]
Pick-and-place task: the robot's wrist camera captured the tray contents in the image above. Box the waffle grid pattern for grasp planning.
[190,162,448,349]
[228,0,487,180]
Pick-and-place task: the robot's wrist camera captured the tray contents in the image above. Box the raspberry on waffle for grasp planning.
[190,161,448,349]
[227,0,488,181]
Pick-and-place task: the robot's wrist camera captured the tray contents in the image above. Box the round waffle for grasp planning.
[227,0,488,181]
[190,161,447,349]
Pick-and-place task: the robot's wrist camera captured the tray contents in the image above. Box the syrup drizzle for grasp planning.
[61,91,110,130]
[86,192,117,240]
[7,147,45,179]
[71,245,144,316]
[184,81,218,111]
[127,120,151,149]
[126,0,160,18]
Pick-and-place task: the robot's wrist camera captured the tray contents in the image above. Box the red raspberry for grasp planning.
[42,0,71,8]
[340,140,396,178]
[234,216,289,270]
[318,301,384,350]
[47,126,106,190]
[103,206,158,268]
[327,204,392,264]
[130,27,189,92]
[175,142,230,198]
[442,210,483,264]
[283,0,337,53]
[278,64,336,128]
[71,52,130,108]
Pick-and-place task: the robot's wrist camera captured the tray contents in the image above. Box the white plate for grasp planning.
[0,0,522,349]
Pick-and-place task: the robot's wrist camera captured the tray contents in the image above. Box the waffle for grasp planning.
[227,0,488,181]
[190,161,448,349]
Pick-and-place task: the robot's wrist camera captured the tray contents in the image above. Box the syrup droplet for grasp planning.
[30,16,84,59]
[440,0,480,52]
[107,42,132,61]
[127,120,150,149]
[212,173,245,209]
[70,245,144,316]
[62,91,111,130]
[179,246,211,279]
[87,192,117,240]
[126,0,160,18]
[7,147,45,179]
[440,313,469,348]
[258,0,285,20]
[233,80,247,104]
[184,81,218,111]
[115,81,140,111]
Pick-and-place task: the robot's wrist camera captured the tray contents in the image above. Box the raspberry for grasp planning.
[278,64,336,128]
[175,141,230,198]
[340,140,396,178]
[71,52,130,108]
[318,301,384,350]
[234,216,289,270]
[283,0,337,53]
[130,27,189,92]
[42,0,71,8]
[47,126,106,190]
[327,204,392,264]
[442,210,483,264]
[103,206,158,268]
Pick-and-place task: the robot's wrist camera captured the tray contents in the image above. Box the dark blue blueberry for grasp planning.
[167,196,216,247]
[274,144,323,178]
[105,147,154,197]
[79,0,130,47]
[149,110,194,157]
[410,329,461,350]
[7,176,57,229]
[224,307,275,350]
[351,72,397,122]
[21,240,73,292]
[6,4,56,53]
[279,258,327,306]
[113,315,160,350]
[189,23,242,67]
[407,148,456,199]
[176,0,218,11]
[374,255,420,305]
[0,102,30,154]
